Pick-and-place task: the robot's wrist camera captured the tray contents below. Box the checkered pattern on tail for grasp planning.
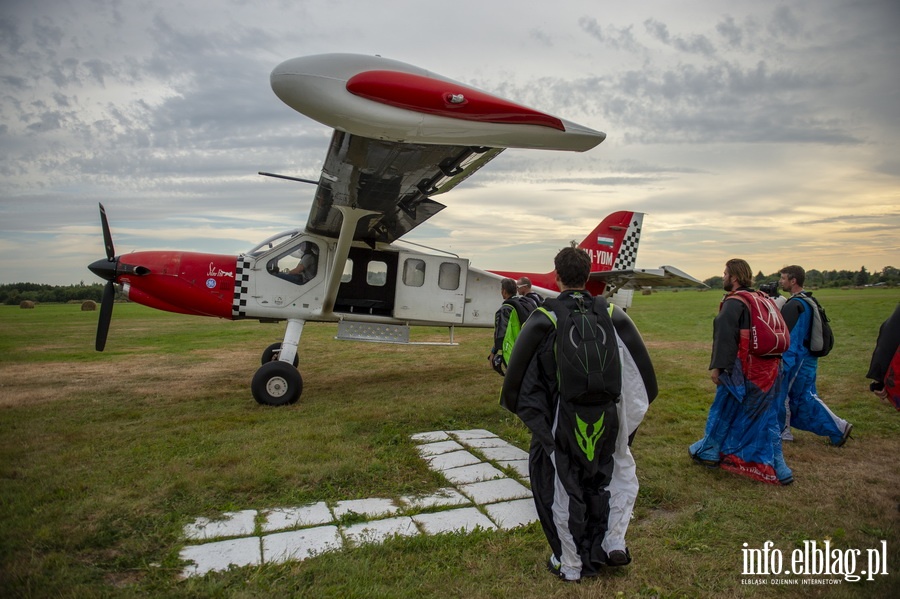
[612,215,643,270]
[232,257,252,319]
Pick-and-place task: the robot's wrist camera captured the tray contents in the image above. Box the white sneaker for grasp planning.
[547,554,580,583]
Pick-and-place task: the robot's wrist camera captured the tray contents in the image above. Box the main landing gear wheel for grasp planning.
[251,361,303,406]
[261,342,299,367]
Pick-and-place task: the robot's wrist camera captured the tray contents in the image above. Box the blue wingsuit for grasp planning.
[778,293,851,445]
[689,288,793,485]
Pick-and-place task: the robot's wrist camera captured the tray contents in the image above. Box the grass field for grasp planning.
[1,288,898,598]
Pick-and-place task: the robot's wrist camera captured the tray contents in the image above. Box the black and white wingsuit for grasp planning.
[500,291,658,580]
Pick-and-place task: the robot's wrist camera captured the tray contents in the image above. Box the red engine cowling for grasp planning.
[117,251,238,319]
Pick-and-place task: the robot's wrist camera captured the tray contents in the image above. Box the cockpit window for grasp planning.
[268,241,320,285]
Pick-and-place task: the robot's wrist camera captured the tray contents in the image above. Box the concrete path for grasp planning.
[180,429,537,577]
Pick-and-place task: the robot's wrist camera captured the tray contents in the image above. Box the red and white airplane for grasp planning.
[88,53,702,406]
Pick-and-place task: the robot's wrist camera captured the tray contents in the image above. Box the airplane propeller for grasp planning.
[89,203,118,352]
[88,204,152,351]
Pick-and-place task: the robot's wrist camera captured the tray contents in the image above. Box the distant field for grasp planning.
[1,288,898,598]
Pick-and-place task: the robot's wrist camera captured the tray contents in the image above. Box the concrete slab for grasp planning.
[412,507,497,535]
[441,462,506,485]
[484,499,539,530]
[425,449,481,471]
[262,525,342,565]
[184,509,257,541]
[261,503,333,533]
[478,445,530,462]
[180,536,261,576]
[333,497,398,521]
[459,478,532,505]
[398,488,470,510]
[344,516,419,546]
[410,431,451,443]
[449,429,497,440]
[459,437,514,449]
[497,459,530,479]
[415,440,464,457]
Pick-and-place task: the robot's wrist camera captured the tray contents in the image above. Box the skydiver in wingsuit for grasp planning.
[500,247,657,583]
[689,259,794,486]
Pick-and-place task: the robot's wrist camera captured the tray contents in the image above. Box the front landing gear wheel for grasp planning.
[251,361,302,406]
[261,342,299,367]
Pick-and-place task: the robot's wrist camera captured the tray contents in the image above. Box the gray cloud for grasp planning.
[644,18,717,57]
[578,17,644,54]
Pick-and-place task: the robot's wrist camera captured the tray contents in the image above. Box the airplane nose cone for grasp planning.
[89,257,118,281]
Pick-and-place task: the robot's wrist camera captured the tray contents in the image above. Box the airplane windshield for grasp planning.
[245,229,303,257]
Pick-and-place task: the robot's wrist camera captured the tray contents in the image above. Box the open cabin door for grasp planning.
[394,253,468,324]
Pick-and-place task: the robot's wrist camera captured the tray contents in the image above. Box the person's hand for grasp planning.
[710,368,721,386]
[491,354,505,376]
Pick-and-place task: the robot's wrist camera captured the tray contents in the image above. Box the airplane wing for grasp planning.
[271,54,606,246]
[306,131,502,244]
[590,265,708,289]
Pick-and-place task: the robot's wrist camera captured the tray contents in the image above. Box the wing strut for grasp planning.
[320,206,379,316]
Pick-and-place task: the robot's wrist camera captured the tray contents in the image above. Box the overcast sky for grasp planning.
[2,0,898,286]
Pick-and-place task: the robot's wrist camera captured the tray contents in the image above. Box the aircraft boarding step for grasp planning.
[335,321,458,346]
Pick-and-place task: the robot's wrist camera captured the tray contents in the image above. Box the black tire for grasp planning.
[261,342,299,367]
[251,361,303,406]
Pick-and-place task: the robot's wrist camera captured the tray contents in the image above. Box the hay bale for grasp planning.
[641,289,652,296]
[20,300,35,309]
[81,300,97,311]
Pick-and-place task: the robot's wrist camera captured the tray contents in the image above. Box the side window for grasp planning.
[403,259,426,287]
[367,261,387,287]
[438,262,460,290]
[341,259,353,283]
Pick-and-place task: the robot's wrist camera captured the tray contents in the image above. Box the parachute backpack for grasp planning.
[724,290,790,356]
[541,293,622,404]
[497,297,536,375]
[794,292,835,357]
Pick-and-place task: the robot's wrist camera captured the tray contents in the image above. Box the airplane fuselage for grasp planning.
[114,232,504,330]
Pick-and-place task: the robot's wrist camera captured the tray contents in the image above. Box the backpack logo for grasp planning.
[575,412,605,461]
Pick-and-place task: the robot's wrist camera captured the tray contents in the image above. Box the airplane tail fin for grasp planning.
[578,211,644,272]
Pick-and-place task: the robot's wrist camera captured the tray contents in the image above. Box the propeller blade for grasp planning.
[99,203,115,261]
[96,281,115,352]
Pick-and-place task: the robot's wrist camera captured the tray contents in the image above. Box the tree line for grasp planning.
[0,282,107,305]
[703,266,900,289]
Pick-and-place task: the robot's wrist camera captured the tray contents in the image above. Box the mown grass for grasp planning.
[1,288,898,598]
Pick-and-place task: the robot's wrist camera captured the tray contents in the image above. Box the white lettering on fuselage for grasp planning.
[586,249,614,266]
[208,262,235,278]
